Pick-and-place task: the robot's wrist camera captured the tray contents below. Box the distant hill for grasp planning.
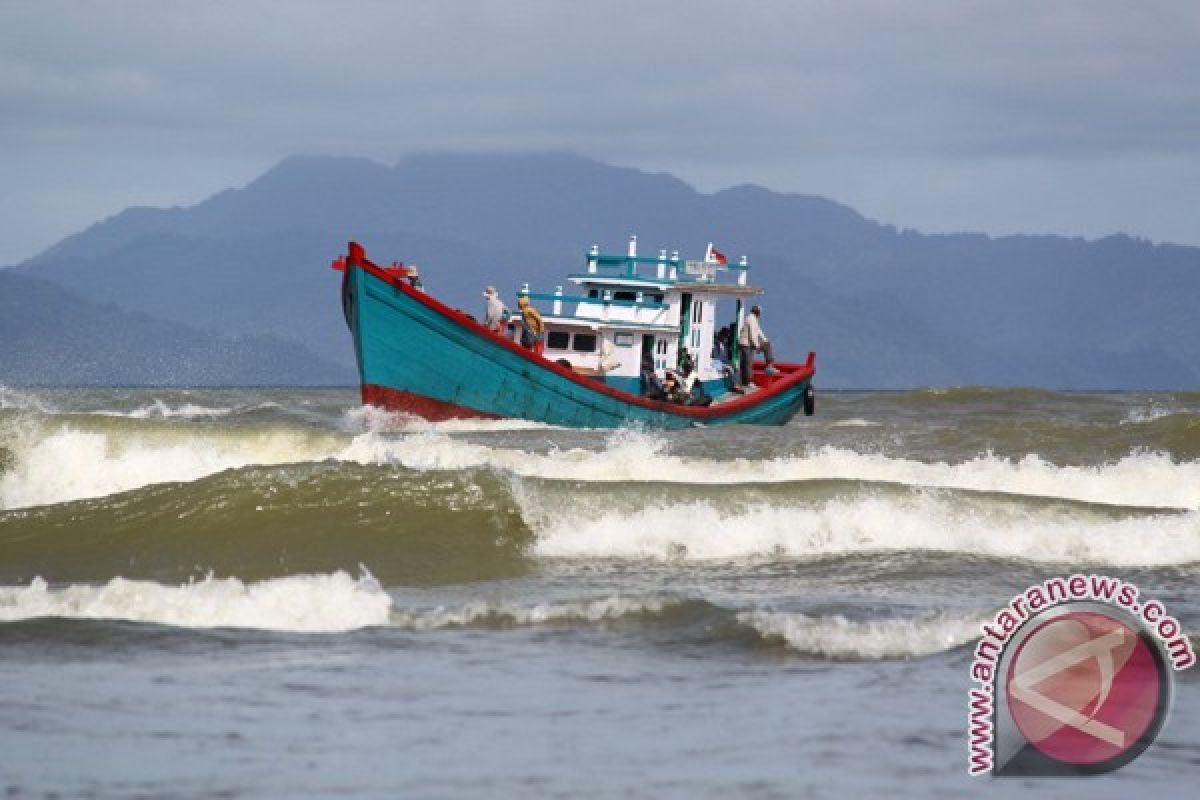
[13,152,1200,388]
[0,271,352,386]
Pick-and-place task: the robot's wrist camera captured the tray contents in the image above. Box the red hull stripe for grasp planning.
[361,384,499,421]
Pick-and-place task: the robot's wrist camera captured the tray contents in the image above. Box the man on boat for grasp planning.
[657,371,689,404]
[738,304,777,385]
[405,264,423,291]
[517,296,545,354]
[483,287,508,333]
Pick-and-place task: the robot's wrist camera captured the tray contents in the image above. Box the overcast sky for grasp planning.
[2,0,1199,264]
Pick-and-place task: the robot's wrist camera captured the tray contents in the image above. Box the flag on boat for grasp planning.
[330,255,347,272]
[705,243,728,265]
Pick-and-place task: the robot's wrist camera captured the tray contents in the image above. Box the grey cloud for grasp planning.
[2,0,1199,263]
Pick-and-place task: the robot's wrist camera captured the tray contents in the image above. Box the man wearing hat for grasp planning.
[483,286,508,334]
[404,264,423,291]
[738,304,777,385]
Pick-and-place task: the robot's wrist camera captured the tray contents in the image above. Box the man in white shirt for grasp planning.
[738,304,777,385]
[483,286,508,333]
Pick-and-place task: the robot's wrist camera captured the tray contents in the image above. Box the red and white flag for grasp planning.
[706,243,728,265]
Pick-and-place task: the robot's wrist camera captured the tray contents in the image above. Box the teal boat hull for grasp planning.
[342,243,814,429]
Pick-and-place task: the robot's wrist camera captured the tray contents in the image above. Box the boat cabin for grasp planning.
[512,236,762,398]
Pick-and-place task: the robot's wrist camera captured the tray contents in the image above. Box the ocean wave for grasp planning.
[0,386,53,413]
[348,433,1200,510]
[90,399,279,420]
[4,407,1200,512]
[0,570,391,633]
[341,404,560,434]
[1122,405,1180,425]
[0,573,985,661]
[828,418,881,428]
[0,418,345,509]
[389,594,673,630]
[739,610,983,659]
[526,493,1200,566]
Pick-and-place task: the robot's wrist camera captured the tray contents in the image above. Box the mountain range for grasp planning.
[4,152,1198,388]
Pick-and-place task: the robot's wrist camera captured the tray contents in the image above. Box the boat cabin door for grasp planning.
[641,334,655,371]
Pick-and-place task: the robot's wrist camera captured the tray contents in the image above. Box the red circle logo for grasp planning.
[1006,610,1164,766]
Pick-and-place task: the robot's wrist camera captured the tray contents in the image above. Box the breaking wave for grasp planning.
[4,407,1198,512]
[0,576,986,661]
[0,570,391,633]
[388,594,674,631]
[739,610,984,660]
[525,492,1200,566]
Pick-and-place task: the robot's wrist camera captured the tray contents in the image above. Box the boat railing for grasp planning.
[585,243,751,287]
[522,290,669,311]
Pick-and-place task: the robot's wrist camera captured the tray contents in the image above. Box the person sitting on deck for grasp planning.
[662,371,691,402]
[738,304,777,386]
[517,296,545,354]
[483,287,508,333]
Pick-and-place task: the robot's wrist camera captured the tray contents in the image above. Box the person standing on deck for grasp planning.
[517,296,545,354]
[738,304,777,385]
[405,264,423,291]
[483,287,508,333]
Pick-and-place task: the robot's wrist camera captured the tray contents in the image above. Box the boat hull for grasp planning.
[343,244,814,428]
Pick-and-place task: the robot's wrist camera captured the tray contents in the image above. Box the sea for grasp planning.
[1,385,1197,798]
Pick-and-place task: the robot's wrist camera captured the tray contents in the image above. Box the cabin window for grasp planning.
[547,331,570,350]
[614,290,636,302]
[573,333,597,352]
[651,294,664,304]
[614,332,634,347]
[587,289,599,299]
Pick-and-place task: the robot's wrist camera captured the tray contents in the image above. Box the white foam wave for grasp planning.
[389,594,669,631]
[0,422,344,509]
[342,404,559,434]
[343,434,1200,510]
[740,610,984,659]
[528,495,1200,566]
[4,411,1199,512]
[0,386,52,413]
[1121,406,1183,425]
[829,418,881,428]
[96,399,241,419]
[0,571,391,633]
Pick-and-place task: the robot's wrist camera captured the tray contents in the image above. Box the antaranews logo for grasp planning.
[967,574,1195,776]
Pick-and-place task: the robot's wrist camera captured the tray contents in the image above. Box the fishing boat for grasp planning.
[334,237,815,428]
